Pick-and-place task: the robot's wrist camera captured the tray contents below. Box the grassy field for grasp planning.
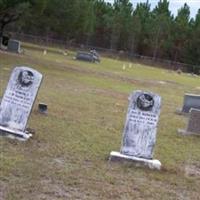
[0,44,200,200]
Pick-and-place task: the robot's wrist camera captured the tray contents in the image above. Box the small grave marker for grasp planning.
[110,90,162,170]
[0,66,42,140]
[38,103,48,114]
[178,108,200,136]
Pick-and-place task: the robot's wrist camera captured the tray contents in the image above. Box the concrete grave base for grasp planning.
[109,151,161,170]
[175,108,189,116]
[0,126,32,141]
[177,129,200,137]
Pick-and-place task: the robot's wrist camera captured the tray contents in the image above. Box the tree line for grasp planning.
[1,0,200,67]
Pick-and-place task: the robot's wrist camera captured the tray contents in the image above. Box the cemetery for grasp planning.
[0,42,200,199]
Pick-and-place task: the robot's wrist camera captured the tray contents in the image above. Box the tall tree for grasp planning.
[0,0,31,37]
[130,1,151,55]
[151,0,173,59]
[93,0,113,47]
[172,3,190,62]
[111,0,132,50]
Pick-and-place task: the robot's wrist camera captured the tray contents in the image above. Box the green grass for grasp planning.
[0,44,200,200]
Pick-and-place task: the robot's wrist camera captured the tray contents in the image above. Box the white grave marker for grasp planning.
[0,66,42,140]
[110,90,162,170]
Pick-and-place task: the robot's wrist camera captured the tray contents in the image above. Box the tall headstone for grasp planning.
[110,90,162,170]
[178,108,200,136]
[0,66,42,140]
[7,39,21,53]
[176,94,200,115]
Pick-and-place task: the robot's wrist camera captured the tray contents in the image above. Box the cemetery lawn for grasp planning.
[0,44,200,200]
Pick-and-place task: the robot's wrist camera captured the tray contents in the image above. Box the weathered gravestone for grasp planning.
[7,39,22,53]
[176,93,200,115]
[0,66,42,140]
[178,108,200,136]
[110,90,162,170]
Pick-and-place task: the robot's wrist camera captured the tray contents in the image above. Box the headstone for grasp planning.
[176,94,200,115]
[178,108,200,136]
[76,51,100,63]
[0,66,43,140]
[7,39,21,53]
[38,103,48,114]
[110,90,162,170]
[76,51,94,62]
[90,50,100,62]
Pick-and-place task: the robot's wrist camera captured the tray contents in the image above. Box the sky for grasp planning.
[104,0,200,18]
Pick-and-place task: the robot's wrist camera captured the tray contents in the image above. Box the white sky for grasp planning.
[104,0,200,18]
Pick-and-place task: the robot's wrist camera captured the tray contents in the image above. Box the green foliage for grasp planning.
[2,0,200,69]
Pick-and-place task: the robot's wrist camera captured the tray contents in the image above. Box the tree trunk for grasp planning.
[0,22,6,38]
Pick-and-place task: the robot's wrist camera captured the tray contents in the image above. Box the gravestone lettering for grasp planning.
[110,90,162,170]
[0,66,42,140]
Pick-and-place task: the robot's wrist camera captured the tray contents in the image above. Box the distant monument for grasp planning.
[76,51,100,63]
[110,90,162,170]
[178,108,200,136]
[0,66,43,140]
[176,94,200,115]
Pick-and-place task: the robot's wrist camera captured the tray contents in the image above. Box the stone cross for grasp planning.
[0,66,42,140]
[110,90,162,170]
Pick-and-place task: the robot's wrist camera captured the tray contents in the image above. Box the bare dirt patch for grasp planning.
[185,163,200,177]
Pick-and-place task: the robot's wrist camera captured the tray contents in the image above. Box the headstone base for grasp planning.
[177,129,200,136]
[0,126,32,141]
[109,151,161,170]
[175,108,188,116]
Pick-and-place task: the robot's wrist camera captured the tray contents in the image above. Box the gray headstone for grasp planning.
[0,66,42,140]
[121,90,161,159]
[187,109,200,134]
[76,51,95,62]
[7,39,21,53]
[182,94,200,113]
